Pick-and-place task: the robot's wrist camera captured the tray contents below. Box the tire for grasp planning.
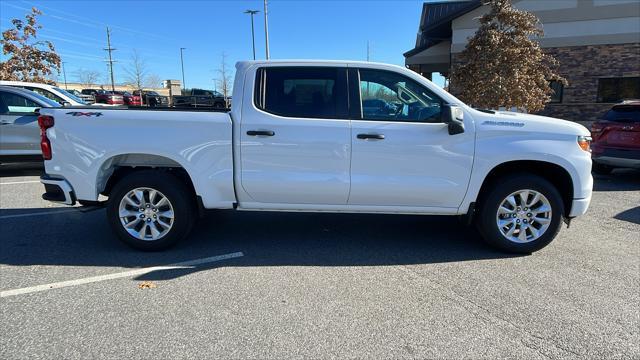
[106,170,196,251]
[592,162,613,175]
[213,101,225,109]
[475,174,564,254]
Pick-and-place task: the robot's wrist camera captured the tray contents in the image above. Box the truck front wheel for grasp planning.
[476,174,564,254]
[106,170,196,250]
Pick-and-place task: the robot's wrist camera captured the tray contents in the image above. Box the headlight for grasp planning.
[577,135,592,152]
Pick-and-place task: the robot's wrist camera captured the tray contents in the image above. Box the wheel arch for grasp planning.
[475,160,574,217]
[96,153,198,200]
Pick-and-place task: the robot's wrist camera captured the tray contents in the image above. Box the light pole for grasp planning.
[180,47,186,91]
[244,10,259,60]
[263,0,270,60]
[61,61,68,90]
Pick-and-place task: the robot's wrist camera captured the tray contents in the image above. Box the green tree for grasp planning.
[0,7,61,84]
[450,0,566,112]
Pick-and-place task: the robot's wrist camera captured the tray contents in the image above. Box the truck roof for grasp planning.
[235,59,407,70]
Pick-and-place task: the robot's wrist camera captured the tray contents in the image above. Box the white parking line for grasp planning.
[0,180,41,185]
[0,251,244,298]
[0,209,80,219]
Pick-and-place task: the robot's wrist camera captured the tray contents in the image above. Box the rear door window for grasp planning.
[254,67,348,119]
[0,91,40,113]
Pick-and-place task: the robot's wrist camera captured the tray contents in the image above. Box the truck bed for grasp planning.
[40,107,236,209]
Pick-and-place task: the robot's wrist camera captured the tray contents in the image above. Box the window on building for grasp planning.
[549,80,564,103]
[597,77,640,103]
[358,69,443,123]
[254,67,348,119]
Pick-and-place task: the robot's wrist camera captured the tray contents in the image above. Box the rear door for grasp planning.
[347,68,474,208]
[239,66,351,204]
[0,91,41,155]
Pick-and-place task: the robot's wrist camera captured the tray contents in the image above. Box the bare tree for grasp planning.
[123,49,148,90]
[450,0,566,112]
[144,74,162,89]
[0,7,61,83]
[216,52,232,100]
[75,69,101,88]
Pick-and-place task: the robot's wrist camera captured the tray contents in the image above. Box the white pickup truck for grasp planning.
[38,60,593,253]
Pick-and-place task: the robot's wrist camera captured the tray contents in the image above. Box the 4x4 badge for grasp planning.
[65,112,103,117]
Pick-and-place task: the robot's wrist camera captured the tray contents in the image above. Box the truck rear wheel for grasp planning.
[106,170,196,251]
[476,174,564,254]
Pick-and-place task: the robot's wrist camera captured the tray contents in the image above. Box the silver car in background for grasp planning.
[0,86,61,163]
[0,80,89,106]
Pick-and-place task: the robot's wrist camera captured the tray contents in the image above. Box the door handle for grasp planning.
[357,133,385,140]
[247,130,275,136]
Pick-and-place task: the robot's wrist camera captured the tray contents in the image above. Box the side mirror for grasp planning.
[62,101,72,107]
[441,104,465,135]
[33,108,40,115]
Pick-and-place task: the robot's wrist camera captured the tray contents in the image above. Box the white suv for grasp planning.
[0,80,87,106]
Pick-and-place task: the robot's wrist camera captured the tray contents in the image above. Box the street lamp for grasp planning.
[244,10,259,60]
[61,61,68,90]
[180,47,186,91]
[264,0,270,60]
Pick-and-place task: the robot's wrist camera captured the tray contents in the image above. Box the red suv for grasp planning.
[94,90,124,105]
[114,91,141,106]
[591,101,640,174]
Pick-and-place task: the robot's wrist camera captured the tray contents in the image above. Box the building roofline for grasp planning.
[404,0,482,58]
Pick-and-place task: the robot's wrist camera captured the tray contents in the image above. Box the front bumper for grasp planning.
[569,194,591,217]
[41,175,76,205]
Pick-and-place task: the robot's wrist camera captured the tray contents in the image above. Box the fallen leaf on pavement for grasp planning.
[138,281,157,289]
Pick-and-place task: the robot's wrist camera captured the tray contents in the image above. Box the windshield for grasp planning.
[146,91,159,96]
[54,87,87,104]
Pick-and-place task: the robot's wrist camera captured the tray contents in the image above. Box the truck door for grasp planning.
[0,91,41,156]
[348,68,474,208]
[239,66,351,205]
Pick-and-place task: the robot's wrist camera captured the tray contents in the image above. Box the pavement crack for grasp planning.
[395,265,582,359]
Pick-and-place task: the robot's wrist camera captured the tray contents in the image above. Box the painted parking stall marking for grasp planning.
[0,251,244,298]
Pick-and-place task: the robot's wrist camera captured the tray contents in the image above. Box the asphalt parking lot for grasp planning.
[0,163,638,359]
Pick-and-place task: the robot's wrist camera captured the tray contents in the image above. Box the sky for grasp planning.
[0,0,446,89]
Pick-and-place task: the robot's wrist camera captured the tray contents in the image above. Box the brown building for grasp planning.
[404,0,640,125]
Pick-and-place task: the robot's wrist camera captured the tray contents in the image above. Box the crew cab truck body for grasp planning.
[39,60,593,253]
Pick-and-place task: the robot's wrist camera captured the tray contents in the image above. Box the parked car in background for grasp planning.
[0,86,61,163]
[172,88,227,108]
[0,80,87,106]
[81,89,100,99]
[114,91,141,106]
[591,100,640,174]
[133,90,169,107]
[69,89,95,104]
[39,60,593,254]
[93,90,125,105]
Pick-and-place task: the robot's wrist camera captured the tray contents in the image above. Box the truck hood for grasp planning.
[471,109,590,137]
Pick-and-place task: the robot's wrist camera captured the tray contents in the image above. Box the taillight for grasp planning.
[591,123,603,134]
[577,135,592,153]
[38,115,54,160]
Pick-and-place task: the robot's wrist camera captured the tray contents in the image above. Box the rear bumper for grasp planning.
[592,148,640,168]
[41,175,76,205]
